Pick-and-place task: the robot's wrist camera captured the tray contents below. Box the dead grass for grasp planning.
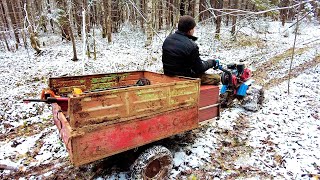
[263,55,320,89]
[0,116,53,142]
[253,47,310,87]
[220,34,267,49]
[208,114,271,178]
[236,35,267,48]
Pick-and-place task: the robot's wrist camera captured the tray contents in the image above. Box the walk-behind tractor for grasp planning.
[219,63,264,111]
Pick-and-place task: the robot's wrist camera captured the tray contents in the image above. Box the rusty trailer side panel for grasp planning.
[51,71,200,128]
[67,107,198,166]
[69,81,199,128]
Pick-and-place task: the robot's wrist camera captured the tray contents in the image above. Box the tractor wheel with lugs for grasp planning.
[220,91,234,108]
[241,86,264,111]
[130,145,173,180]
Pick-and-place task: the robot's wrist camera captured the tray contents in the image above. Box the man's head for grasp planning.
[178,15,196,36]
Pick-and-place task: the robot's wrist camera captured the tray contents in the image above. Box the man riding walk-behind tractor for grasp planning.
[162,15,264,111]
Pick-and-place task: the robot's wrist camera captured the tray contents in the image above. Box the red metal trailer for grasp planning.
[47,71,219,179]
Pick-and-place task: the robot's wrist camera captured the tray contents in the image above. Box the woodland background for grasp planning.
[0,0,319,60]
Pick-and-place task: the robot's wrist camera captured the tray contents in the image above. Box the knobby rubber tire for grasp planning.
[130,145,173,180]
[241,86,264,111]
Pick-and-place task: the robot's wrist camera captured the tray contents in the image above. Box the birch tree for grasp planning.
[4,0,20,49]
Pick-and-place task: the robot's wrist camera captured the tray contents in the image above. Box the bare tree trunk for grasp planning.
[74,0,82,36]
[93,25,96,60]
[168,0,172,27]
[5,0,20,49]
[161,0,166,29]
[68,1,78,61]
[145,0,153,46]
[101,0,107,38]
[47,0,55,33]
[151,0,155,30]
[231,0,239,38]
[194,0,200,22]
[141,0,145,29]
[70,24,78,61]
[215,0,223,39]
[0,1,9,30]
[15,1,24,29]
[1,32,10,51]
[26,0,34,29]
[157,0,161,30]
[280,0,290,26]
[173,0,181,27]
[152,0,158,30]
[180,0,187,15]
[135,1,139,26]
[107,0,112,42]
[68,1,75,32]
[21,29,27,49]
[136,0,143,29]
[225,0,231,26]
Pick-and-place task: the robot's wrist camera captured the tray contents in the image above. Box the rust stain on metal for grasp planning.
[78,112,90,118]
[72,101,83,113]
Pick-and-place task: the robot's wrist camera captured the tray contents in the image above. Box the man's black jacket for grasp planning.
[162,30,213,78]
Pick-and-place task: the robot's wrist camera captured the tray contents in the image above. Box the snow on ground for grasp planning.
[0,19,319,179]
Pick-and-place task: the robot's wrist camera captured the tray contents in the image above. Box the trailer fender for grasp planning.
[237,79,255,96]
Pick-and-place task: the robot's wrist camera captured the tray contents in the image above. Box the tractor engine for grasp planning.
[221,63,251,88]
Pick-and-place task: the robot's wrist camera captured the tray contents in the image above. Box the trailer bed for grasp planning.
[49,71,219,166]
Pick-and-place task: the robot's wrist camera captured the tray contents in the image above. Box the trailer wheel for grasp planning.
[130,145,173,180]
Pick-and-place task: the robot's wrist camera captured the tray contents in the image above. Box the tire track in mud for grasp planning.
[207,47,320,179]
[186,48,320,179]
[263,55,320,89]
[253,46,319,89]
[176,112,273,179]
[253,47,307,86]
[211,112,273,179]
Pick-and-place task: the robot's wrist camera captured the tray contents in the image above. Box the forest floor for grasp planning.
[0,20,319,180]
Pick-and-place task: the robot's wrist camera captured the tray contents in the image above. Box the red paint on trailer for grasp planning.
[199,85,220,122]
[70,107,198,166]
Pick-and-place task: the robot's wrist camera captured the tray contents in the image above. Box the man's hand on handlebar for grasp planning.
[213,59,222,70]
